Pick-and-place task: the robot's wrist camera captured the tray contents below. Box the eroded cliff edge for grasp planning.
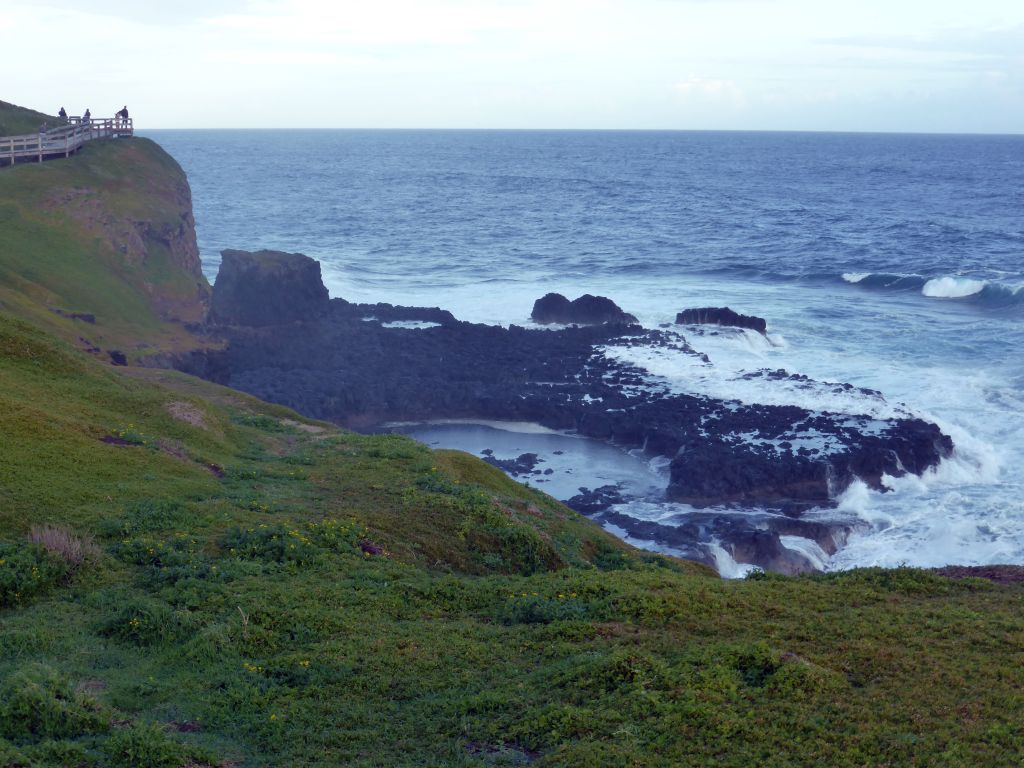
[0,137,211,359]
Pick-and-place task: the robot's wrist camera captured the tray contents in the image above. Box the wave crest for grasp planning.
[842,271,1023,310]
[922,276,987,299]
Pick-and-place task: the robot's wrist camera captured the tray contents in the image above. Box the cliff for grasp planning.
[0,134,211,360]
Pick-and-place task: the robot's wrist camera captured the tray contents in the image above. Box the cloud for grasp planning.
[22,0,253,25]
[203,0,534,48]
[824,23,1024,59]
[673,77,746,106]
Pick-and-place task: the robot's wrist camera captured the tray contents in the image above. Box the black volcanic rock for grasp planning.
[481,452,542,476]
[531,293,572,323]
[593,507,862,576]
[676,307,767,334]
[188,252,956,572]
[209,249,330,326]
[532,293,638,325]
[566,485,627,515]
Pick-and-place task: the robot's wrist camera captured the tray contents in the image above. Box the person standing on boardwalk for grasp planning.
[117,106,129,128]
[58,107,67,122]
[82,108,91,125]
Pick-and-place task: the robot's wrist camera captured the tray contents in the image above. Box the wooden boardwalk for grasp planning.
[0,116,134,167]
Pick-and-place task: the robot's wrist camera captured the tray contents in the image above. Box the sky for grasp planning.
[2,0,1022,132]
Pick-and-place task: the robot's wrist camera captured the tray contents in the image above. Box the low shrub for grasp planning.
[729,641,781,688]
[0,741,28,767]
[22,739,92,766]
[811,566,956,595]
[111,534,198,569]
[0,663,108,742]
[101,722,192,768]
[98,598,193,646]
[764,654,849,699]
[470,525,556,576]
[592,541,628,571]
[97,500,188,538]
[496,592,595,625]
[222,519,368,565]
[569,649,667,694]
[0,542,68,608]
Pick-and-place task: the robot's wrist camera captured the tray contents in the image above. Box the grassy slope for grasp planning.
[0,118,1022,767]
[0,101,58,137]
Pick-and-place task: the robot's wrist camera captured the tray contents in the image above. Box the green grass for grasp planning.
[0,100,58,137]
[1,108,1023,766]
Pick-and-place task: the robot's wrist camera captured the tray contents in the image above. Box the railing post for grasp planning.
[1,113,132,169]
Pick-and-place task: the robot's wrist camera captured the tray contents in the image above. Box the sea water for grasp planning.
[143,129,1024,573]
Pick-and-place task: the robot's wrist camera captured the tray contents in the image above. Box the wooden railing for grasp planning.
[0,116,134,167]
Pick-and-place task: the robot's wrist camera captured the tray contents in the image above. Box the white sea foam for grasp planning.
[842,272,870,283]
[599,340,907,420]
[380,320,442,330]
[779,536,829,571]
[707,543,760,579]
[349,272,1023,576]
[406,419,566,435]
[826,489,1024,570]
[921,276,987,299]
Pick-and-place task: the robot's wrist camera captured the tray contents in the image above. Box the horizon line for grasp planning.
[138,127,1024,138]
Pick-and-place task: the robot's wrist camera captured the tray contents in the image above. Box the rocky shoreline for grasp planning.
[178,249,954,574]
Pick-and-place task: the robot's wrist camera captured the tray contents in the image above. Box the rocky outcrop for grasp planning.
[186,253,955,573]
[480,452,543,476]
[209,250,329,326]
[667,416,952,508]
[593,507,861,576]
[198,268,951,509]
[532,293,638,325]
[676,307,767,334]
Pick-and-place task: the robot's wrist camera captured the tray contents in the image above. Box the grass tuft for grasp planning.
[27,525,101,572]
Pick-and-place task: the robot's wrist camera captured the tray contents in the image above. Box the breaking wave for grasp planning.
[843,272,1023,310]
[922,276,987,298]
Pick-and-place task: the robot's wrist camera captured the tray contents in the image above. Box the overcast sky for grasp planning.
[3,0,1022,132]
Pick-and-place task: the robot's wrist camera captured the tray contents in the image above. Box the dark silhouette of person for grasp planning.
[58,107,67,122]
[82,108,91,125]
[118,106,129,128]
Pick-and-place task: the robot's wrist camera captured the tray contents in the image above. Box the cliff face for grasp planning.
[0,137,211,355]
[39,171,208,323]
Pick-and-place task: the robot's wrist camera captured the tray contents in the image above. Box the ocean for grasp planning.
[143,129,1024,574]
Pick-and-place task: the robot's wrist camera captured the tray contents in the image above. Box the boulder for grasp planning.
[209,249,330,326]
[532,293,637,325]
[676,307,767,334]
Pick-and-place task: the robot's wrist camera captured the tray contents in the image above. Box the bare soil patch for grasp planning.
[167,400,207,429]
